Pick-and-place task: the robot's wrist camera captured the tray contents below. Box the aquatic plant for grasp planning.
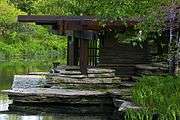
[125,75,180,120]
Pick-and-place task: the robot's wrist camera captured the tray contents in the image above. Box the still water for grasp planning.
[0,59,116,120]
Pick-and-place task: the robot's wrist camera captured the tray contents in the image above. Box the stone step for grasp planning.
[54,67,115,74]
[55,70,82,75]
[56,65,80,71]
[47,77,122,90]
[47,77,121,84]
[7,104,114,115]
[49,73,115,79]
[53,68,115,76]
[120,81,136,88]
[111,89,132,101]
[87,73,115,78]
[12,75,47,89]
[2,88,113,105]
[28,72,49,75]
[135,64,168,75]
[49,74,87,79]
[88,68,115,74]
[49,83,122,90]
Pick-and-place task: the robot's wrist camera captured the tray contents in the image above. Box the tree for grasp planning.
[8,0,38,14]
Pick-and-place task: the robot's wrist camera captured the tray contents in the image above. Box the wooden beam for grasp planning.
[18,15,138,31]
[18,15,96,22]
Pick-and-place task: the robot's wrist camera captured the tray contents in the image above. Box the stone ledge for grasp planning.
[29,72,49,75]
[12,75,47,89]
[2,88,108,97]
[2,88,113,105]
[47,77,121,84]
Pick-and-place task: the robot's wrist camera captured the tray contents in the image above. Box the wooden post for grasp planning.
[74,37,79,66]
[67,35,78,66]
[67,36,70,65]
[80,36,88,75]
[67,36,75,65]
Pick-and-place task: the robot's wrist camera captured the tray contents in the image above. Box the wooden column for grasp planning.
[74,37,79,66]
[67,36,76,65]
[67,36,70,65]
[80,37,88,75]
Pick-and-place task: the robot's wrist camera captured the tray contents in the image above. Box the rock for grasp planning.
[47,77,121,84]
[7,103,114,116]
[57,74,87,79]
[56,66,80,71]
[113,99,141,112]
[120,81,136,87]
[135,64,159,70]
[46,76,122,89]
[88,68,115,74]
[2,88,113,105]
[111,89,131,97]
[135,64,168,75]
[58,70,81,75]
[12,75,47,89]
[88,73,115,78]
[111,89,132,101]
[28,72,48,75]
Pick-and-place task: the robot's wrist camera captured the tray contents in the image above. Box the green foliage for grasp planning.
[128,75,180,120]
[8,0,179,43]
[0,0,67,59]
[8,0,38,14]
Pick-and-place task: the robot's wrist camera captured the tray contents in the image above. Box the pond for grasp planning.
[0,58,118,120]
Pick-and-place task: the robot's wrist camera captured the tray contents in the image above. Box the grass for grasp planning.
[125,75,180,120]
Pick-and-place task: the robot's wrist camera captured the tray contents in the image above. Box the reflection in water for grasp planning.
[0,59,117,120]
[0,95,12,111]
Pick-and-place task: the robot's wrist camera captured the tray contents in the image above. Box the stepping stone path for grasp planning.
[2,65,139,114]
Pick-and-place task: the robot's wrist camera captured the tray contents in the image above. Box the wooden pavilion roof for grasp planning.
[18,15,137,32]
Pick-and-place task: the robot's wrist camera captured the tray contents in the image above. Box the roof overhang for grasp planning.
[18,15,137,32]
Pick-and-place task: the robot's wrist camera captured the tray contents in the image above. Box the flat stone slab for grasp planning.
[12,75,47,89]
[56,70,82,75]
[3,88,108,96]
[7,104,114,116]
[87,73,115,78]
[56,66,80,71]
[113,99,141,112]
[28,72,49,75]
[135,64,159,70]
[48,77,121,84]
[2,88,113,104]
[49,74,87,79]
[88,68,115,74]
[52,68,115,75]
